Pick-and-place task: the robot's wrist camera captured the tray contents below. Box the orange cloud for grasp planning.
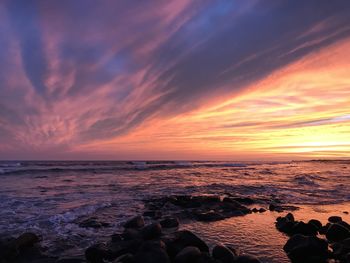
[77,38,350,160]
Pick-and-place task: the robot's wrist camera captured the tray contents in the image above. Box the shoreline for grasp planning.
[1,196,350,263]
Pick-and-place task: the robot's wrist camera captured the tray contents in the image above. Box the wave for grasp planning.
[293,174,319,186]
[48,202,112,225]
[0,161,252,175]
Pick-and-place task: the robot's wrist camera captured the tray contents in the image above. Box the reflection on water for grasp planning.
[186,203,350,263]
[0,160,349,261]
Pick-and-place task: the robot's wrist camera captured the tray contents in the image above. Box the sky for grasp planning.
[0,0,350,160]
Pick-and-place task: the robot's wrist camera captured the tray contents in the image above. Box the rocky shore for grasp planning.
[1,195,349,263]
[275,213,350,262]
[142,194,298,222]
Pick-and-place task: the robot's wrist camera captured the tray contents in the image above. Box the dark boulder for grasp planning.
[290,221,318,236]
[122,228,141,241]
[162,230,209,258]
[15,232,41,250]
[85,243,111,263]
[308,219,322,230]
[134,241,170,263]
[346,252,350,263]
[109,239,142,259]
[113,253,135,263]
[269,204,281,212]
[194,211,224,222]
[328,216,342,223]
[228,197,255,205]
[326,223,350,242]
[111,234,123,242]
[124,216,145,229]
[226,245,240,257]
[234,255,261,263]
[0,236,18,260]
[160,217,180,228]
[192,195,221,204]
[174,246,201,263]
[285,213,295,222]
[319,223,331,235]
[212,244,236,263]
[172,195,201,208]
[141,223,162,240]
[276,214,296,234]
[338,220,350,231]
[331,238,350,260]
[55,257,85,263]
[196,253,218,263]
[143,210,162,219]
[283,234,329,262]
[269,204,298,212]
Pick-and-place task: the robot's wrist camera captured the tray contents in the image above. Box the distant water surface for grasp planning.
[0,160,349,262]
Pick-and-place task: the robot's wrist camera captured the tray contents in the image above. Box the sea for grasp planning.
[0,160,349,262]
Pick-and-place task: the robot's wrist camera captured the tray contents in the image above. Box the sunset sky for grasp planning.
[0,0,350,160]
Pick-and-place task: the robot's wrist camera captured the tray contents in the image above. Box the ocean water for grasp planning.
[0,160,349,262]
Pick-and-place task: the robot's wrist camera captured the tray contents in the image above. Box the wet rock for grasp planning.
[109,239,142,259]
[331,238,350,260]
[319,223,331,235]
[79,218,110,229]
[326,223,350,242]
[338,220,350,231]
[113,253,135,263]
[226,197,255,205]
[144,195,251,223]
[285,213,295,222]
[16,232,41,249]
[235,255,261,263]
[122,228,141,241]
[196,253,218,263]
[0,236,18,260]
[134,240,170,263]
[308,219,322,230]
[329,216,342,223]
[143,210,162,219]
[56,257,85,263]
[192,195,221,204]
[162,230,209,258]
[226,245,240,257]
[269,204,280,212]
[124,216,145,229]
[141,223,162,240]
[194,211,224,222]
[85,243,111,263]
[346,252,350,263]
[160,217,180,228]
[283,234,329,262]
[291,221,318,236]
[174,246,201,263]
[212,244,236,263]
[172,195,201,208]
[276,213,296,234]
[269,204,299,212]
[111,234,123,242]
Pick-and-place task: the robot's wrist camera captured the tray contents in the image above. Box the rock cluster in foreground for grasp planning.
[0,214,262,263]
[85,215,262,263]
[143,194,298,223]
[276,213,350,263]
